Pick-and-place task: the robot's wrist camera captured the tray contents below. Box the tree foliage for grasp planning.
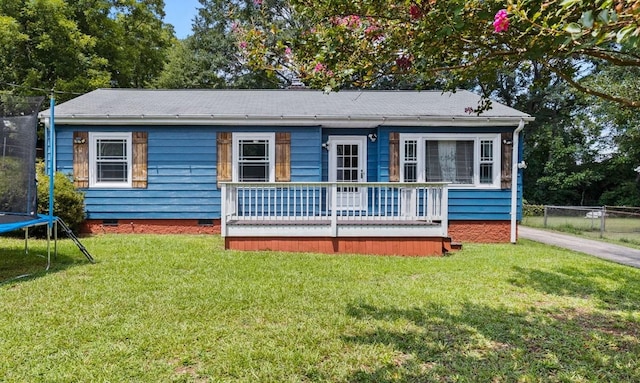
[0,0,173,100]
[238,0,640,107]
[155,0,293,89]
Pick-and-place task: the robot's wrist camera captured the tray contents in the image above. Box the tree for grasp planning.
[580,65,640,205]
[91,0,174,88]
[155,0,294,89]
[153,38,206,88]
[502,59,640,206]
[238,0,640,107]
[0,0,173,100]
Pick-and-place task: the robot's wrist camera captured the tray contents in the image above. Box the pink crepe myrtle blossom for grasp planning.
[331,15,362,29]
[253,0,262,6]
[285,46,292,56]
[493,9,509,33]
[346,15,361,28]
[313,62,326,73]
[239,41,248,49]
[365,24,380,35]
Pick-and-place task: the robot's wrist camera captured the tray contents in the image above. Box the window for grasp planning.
[89,132,132,188]
[403,140,418,182]
[232,133,275,182]
[479,139,494,184]
[400,134,501,188]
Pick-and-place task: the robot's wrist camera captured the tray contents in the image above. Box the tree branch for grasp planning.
[545,63,640,108]
[579,48,640,67]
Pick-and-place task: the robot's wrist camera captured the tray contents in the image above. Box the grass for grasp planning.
[522,216,640,249]
[1,234,640,382]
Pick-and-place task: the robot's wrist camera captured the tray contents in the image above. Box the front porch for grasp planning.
[221,182,456,256]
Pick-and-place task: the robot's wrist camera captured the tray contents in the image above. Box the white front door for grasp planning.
[329,136,367,210]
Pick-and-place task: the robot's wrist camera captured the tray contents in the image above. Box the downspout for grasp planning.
[510,119,525,243]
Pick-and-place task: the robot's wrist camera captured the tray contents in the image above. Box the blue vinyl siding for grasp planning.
[55,123,523,222]
[55,125,321,220]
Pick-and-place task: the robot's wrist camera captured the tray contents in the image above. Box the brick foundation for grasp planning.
[81,219,221,235]
[448,221,512,243]
[80,219,514,245]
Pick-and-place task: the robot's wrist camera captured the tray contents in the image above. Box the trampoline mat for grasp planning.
[0,214,38,224]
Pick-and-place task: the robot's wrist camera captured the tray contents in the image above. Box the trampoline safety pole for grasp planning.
[47,93,55,270]
[48,93,55,228]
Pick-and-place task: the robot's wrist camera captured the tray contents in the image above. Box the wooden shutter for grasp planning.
[217,132,232,185]
[389,132,400,182]
[132,132,148,189]
[275,132,291,182]
[501,132,513,189]
[72,131,89,188]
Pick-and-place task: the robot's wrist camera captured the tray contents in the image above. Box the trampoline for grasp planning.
[0,214,51,233]
[1,95,93,272]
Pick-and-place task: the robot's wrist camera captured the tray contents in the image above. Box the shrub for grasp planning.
[36,162,85,234]
[0,157,29,213]
[523,204,544,217]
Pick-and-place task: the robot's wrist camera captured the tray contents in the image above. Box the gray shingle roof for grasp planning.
[40,89,533,127]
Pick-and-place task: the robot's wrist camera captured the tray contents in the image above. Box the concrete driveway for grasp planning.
[519,226,640,268]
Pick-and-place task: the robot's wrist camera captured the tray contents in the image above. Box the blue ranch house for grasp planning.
[40,89,533,256]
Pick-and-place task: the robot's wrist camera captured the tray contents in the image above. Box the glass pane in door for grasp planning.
[336,144,359,192]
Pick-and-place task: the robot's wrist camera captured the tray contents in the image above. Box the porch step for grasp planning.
[443,238,463,254]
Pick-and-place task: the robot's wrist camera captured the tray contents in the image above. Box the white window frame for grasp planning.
[399,133,502,188]
[232,132,276,182]
[89,132,132,188]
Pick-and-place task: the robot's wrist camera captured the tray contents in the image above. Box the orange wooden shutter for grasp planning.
[275,132,291,182]
[72,131,89,188]
[501,132,513,189]
[217,132,232,185]
[132,132,148,188]
[389,132,400,182]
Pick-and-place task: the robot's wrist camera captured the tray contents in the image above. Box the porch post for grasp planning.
[441,186,448,237]
[330,183,338,237]
[220,183,227,237]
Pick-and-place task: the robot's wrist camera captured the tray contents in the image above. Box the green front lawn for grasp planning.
[1,235,639,382]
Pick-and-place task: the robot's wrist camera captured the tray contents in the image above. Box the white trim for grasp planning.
[399,133,502,189]
[232,132,276,182]
[327,136,367,182]
[49,115,535,128]
[225,223,446,238]
[328,136,368,210]
[88,132,133,188]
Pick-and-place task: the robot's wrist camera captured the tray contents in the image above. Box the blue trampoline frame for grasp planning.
[0,215,52,234]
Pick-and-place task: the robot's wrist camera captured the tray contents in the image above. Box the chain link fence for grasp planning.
[522,205,640,245]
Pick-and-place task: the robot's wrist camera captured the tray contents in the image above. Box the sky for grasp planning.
[163,0,201,39]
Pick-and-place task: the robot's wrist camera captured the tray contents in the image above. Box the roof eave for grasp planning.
[45,115,535,128]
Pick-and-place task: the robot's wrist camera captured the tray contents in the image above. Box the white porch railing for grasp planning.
[221,182,449,238]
